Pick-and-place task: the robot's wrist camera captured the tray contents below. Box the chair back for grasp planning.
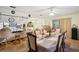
[56,29,61,33]
[63,31,67,39]
[27,33,37,52]
[62,31,67,51]
[55,33,64,52]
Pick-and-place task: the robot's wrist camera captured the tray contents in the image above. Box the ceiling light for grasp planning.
[11,10,15,14]
[28,14,31,17]
[49,12,54,16]
[10,6,16,14]
[49,7,55,16]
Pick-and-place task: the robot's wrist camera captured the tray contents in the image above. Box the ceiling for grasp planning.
[0,6,79,18]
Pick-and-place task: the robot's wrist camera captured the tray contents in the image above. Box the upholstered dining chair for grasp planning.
[56,31,67,52]
[0,42,6,51]
[27,33,38,52]
[61,31,67,52]
[55,33,65,52]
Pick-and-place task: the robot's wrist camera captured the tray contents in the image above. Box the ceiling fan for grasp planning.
[10,6,16,14]
[10,6,16,9]
[48,7,55,16]
[35,6,56,16]
[28,14,31,17]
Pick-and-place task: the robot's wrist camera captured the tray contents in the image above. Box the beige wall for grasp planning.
[25,18,51,29]
[51,13,79,39]
[0,7,79,29]
[25,13,79,30]
[51,13,79,28]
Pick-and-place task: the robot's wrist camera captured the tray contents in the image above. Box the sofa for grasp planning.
[0,27,29,52]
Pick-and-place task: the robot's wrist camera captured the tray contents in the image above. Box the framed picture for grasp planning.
[53,20,60,28]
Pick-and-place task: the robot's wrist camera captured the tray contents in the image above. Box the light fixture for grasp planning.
[49,7,55,16]
[11,10,15,14]
[10,6,16,14]
[49,12,54,16]
[28,14,31,17]
[8,6,15,25]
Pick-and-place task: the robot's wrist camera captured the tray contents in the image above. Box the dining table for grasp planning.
[37,33,61,52]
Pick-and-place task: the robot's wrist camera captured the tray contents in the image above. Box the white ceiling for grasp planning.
[0,6,79,18]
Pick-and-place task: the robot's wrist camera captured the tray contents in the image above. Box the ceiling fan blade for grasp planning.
[10,6,16,9]
[48,6,55,9]
[35,8,48,12]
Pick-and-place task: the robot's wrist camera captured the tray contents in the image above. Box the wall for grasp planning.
[51,13,79,39]
[51,13,79,28]
[25,18,51,29]
[0,8,51,30]
[1,7,79,30]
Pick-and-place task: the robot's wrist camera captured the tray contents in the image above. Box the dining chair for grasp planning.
[61,31,67,52]
[0,42,6,51]
[55,33,64,52]
[27,33,38,52]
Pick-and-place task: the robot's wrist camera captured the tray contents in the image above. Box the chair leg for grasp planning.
[60,46,62,52]
[62,42,65,52]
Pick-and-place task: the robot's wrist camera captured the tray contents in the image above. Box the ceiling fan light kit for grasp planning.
[10,6,16,14]
[49,12,54,16]
[49,7,55,16]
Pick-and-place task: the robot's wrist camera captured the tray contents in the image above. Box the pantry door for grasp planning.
[60,18,71,39]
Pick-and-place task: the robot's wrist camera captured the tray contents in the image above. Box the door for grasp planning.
[60,18,71,39]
